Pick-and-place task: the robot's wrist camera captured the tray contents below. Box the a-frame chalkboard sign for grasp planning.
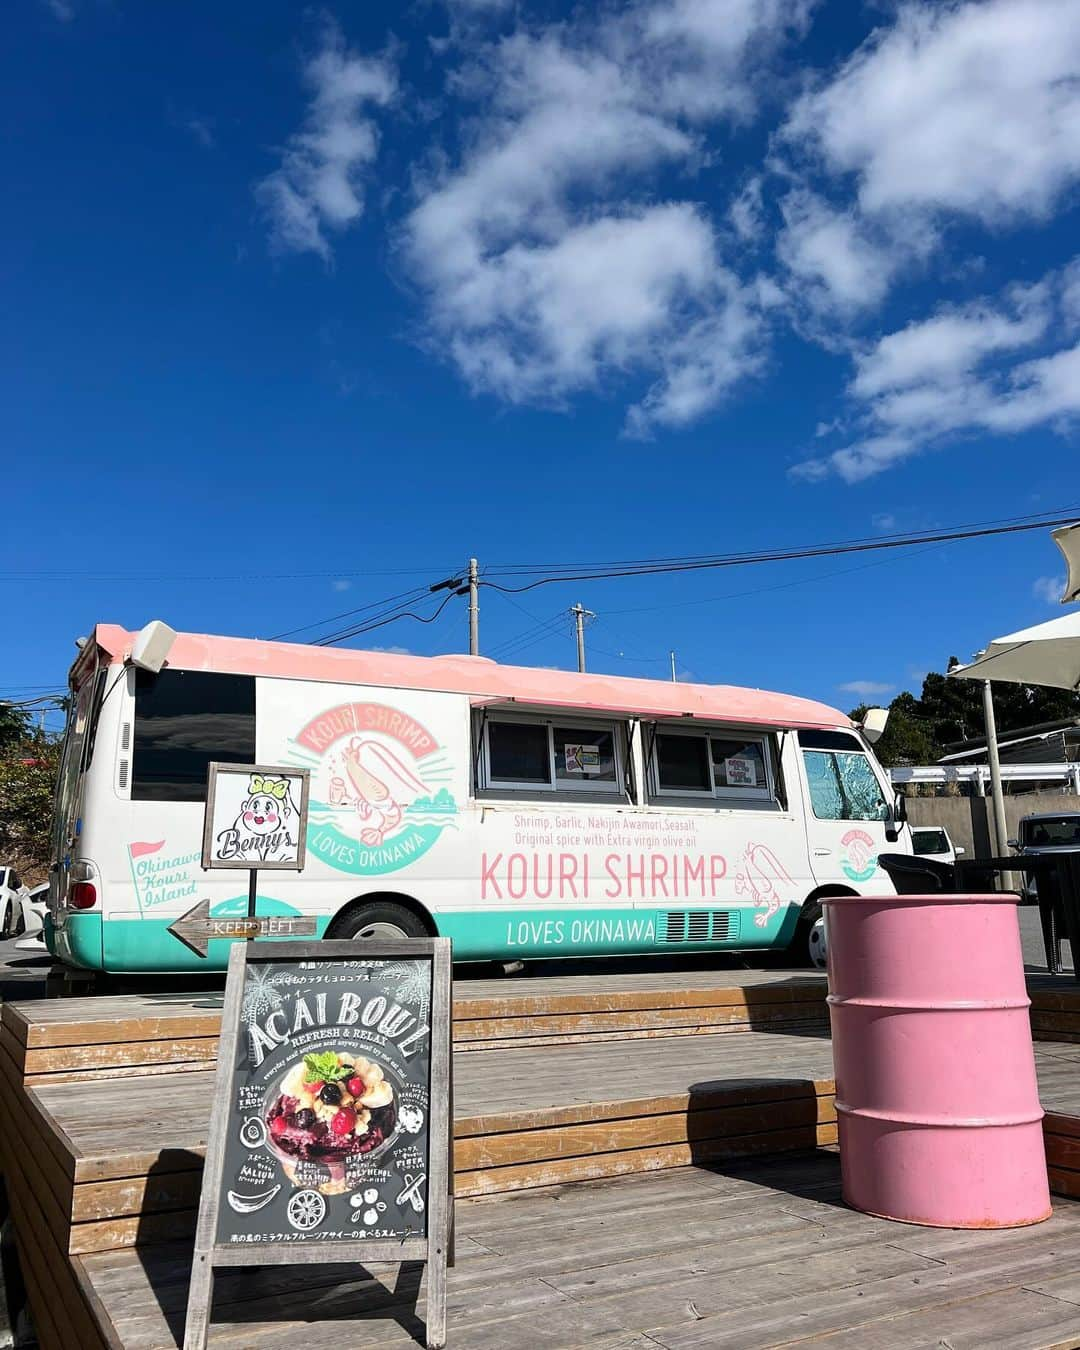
[183,938,453,1349]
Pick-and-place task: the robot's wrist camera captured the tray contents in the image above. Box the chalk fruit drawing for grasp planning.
[734,843,797,928]
[287,1189,326,1232]
[227,1184,281,1214]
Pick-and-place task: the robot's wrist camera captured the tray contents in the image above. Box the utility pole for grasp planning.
[570,603,595,673]
[429,566,474,654]
[468,558,479,656]
[670,651,677,683]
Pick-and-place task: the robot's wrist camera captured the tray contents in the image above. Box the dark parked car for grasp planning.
[1010,812,1080,898]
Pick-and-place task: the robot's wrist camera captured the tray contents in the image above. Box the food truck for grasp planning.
[47,622,909,973]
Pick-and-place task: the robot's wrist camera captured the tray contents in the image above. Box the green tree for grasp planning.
[848,666,1080,768]
[848,692,938,768]
[0,705,60,881]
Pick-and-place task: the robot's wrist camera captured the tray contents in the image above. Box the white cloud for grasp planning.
[403,1,808,428]
[785,0,1080,226]
[838,680,894,697]
[851,284,1050,399]
[332,579,352,592]
[256,23,396,261]
[793,259,1080,482]
[776,190,898,313]
[184,117,215,149]
[729,176,765,242]
[1063,259,1080,328]
[1033,576,1066,605]
[43,0,74,18]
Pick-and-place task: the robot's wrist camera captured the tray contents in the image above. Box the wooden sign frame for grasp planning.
[183,938,453,1350]
[201,762,311,871]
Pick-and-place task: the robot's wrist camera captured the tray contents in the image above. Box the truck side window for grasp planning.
[132,670,255,802]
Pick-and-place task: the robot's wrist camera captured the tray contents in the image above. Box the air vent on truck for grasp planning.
[662,911,738,942]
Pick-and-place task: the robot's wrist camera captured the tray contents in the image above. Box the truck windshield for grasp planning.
[1022,817,1080,847]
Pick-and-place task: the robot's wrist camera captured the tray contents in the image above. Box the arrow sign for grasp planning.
[167,898,318,958]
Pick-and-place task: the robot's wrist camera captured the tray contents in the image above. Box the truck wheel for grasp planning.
[791,901,827,970]
[336,902,428,941]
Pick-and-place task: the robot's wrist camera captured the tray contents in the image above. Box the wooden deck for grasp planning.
[0,967,830,1084]
[7,966,1076,1087]
[69,1152,1080,1349]
[3,965,1080,1348]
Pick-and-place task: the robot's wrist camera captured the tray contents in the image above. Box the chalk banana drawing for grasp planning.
[734,843,797,928]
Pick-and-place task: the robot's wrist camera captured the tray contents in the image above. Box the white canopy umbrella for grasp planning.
[950,609,1080,692]
[950,607,1080,860]
[1054,524,1080,605]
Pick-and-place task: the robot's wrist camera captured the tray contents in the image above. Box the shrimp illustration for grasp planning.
[735,843,796,928]
[338,738,427,847]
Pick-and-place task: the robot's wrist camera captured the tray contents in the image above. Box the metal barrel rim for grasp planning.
[835,1101,1045,1128]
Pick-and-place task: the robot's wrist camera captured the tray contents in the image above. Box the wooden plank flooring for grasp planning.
[9,966,1077,1085]
[1,967,830,1083]
[13,1025,1080,1257]
[74,1151,1080,1350]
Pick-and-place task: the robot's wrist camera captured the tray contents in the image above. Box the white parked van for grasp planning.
[47,623,910,974]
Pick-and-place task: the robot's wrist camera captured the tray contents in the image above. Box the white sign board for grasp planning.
[723,756,757,787]
[202,763,310,871]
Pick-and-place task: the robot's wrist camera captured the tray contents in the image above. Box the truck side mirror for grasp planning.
[1007,838,1019,850]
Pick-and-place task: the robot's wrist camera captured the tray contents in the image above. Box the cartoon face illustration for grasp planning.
[242,793,285,836]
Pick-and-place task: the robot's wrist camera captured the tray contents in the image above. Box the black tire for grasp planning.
[334,901,429,941]
[789,900,827,970]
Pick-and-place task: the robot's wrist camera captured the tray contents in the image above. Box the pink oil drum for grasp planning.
[823,893,1051,1229]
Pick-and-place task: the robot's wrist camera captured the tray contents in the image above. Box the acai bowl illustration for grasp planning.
[264,1049,399,1195]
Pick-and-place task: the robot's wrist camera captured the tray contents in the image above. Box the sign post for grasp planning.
[183,938,453,1349]
[199,762,311,948]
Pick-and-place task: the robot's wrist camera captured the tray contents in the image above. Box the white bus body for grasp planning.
[48,624,909,973]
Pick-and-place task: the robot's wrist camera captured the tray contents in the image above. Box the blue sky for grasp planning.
[5,0,1080,728]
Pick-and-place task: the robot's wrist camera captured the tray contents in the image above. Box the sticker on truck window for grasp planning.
[724,756,758,786]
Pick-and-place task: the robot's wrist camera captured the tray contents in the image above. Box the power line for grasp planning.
[487,612,569,661]
[0,565,451,585]
[479,506,1077,574]
[477,509,1079,594]
[311,588,460,647]
[267,585,433,642]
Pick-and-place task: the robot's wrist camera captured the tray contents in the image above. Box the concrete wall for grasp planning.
[907,791,1080,858]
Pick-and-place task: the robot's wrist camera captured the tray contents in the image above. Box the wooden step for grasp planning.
[1,1026,839,1256]
[6,967,1076,1089]
[0,968,829,1085]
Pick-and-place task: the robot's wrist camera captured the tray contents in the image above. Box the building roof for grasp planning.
[938,717,1080,765]
[88,623,852,733]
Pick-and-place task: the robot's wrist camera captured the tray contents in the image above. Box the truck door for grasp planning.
[797,730,894,891]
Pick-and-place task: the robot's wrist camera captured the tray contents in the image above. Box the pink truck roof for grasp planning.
[90,623,852,732]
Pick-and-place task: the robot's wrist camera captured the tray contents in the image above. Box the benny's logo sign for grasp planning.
[292,703,456,876]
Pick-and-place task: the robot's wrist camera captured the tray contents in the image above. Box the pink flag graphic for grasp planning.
[128,840,165,859]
